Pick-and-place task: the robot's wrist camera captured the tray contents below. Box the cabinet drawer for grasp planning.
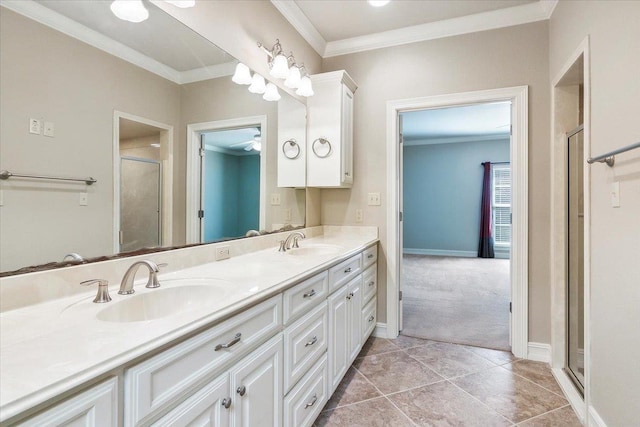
[361,264,377,306]
[283,271,328,325]
[284,301,328,393]
[329,254,361,292]
[124,295,282,426]
[362,245,377,269]
[18,378,117,427]
[361,297,377,345]
[284,353,328,427]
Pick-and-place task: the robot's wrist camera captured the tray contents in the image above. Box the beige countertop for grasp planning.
[0,227,378,423]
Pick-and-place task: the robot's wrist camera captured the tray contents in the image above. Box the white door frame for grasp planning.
[186,115,267,244]
[113,111,173,253]
[386,86,529,358]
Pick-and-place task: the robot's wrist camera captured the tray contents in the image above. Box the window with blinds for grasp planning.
[492,165,511,246]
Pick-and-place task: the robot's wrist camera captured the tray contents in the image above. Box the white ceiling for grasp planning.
[203,127,261,155]
[401,102,511,143]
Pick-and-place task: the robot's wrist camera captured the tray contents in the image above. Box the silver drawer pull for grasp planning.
[368,315,375,323]
[221,397,232,409]
[367,254,374,259]
[303,289,316,298]
[305,336,318,347]
[304,394,318,409]
[368,281,375,287]
[214,333,242,351]
[344,267,352,273]
[237,385,246,396]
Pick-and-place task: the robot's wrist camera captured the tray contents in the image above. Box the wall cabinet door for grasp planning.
[230,335,283,427]
[277,95,307,188]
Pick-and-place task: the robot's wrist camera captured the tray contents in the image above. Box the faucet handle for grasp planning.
[146,261,164,289]
[278,240,287,252]
[292,236,301,248]
[80,279,112,303]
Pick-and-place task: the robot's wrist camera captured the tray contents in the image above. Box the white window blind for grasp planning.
[492,165,511,246]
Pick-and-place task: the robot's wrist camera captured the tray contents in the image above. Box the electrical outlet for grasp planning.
[611,182,620,208]
[356,209,363,223]
[215,245,230,261]
[43,121,55,137]
[270,193,281,205]
[79,192,88,206]
[284,208,292,221]
[29,118,42,135]
[367,192,381,206]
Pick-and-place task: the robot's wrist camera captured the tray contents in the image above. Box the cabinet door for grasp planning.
[340,84,354,186]
[328,285,350,394]
[277,95,306,188]
[152,373,231,427]
[347,277,363,363]
[230,335,283,427]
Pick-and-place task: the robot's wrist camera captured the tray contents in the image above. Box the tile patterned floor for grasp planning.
[314,336,582,427]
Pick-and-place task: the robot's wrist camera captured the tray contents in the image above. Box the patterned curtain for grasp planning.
[478,162,495,258]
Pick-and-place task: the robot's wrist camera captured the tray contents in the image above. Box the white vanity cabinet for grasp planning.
[307,70,357,188]
[277,95,307,188]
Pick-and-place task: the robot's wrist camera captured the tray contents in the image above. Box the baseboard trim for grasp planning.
[373,322,388,338]
[551,368,586,424]
[403,248,476,258]
[527,342,551,363]
[588,406,608,427]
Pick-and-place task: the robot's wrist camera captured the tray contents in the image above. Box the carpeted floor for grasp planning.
[401,255,511,350]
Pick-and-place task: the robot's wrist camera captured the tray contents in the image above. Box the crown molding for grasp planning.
[403,133,510,146]
[1,0,229,85]
[321,0,556,58]
[270,0,327,56]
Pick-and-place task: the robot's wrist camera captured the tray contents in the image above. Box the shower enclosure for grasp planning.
[566,125,585,393]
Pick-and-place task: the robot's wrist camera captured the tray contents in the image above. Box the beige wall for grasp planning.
[549,2,640,425]
[0,9,181,271]
[322,22,552,344]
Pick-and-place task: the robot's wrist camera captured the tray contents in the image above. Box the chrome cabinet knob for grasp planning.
[237,385,246,396]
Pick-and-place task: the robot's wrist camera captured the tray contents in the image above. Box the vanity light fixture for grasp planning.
[248,73,266,94]
[263,83,282,102]
[257,39,313,96]
[110,0,149,23]
[232,63,253,85]
[368,0,391,6]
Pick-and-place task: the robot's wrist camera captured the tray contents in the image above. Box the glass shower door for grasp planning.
[566,126,585,393]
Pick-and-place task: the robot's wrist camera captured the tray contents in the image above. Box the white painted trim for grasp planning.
[386,86,529,359]
[551,368,586,424]
[0,0,232,85]
[372,322,387,338]
[402,249,476,258]
[527,342,551,363]
[186,116,268,244]
[324,1,556,58]
[404,134,510,146]
[113,111,174,253]
[588,406,608,427]
[269,0,327,56]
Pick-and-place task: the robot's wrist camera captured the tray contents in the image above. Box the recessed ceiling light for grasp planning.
[368,0,391,7]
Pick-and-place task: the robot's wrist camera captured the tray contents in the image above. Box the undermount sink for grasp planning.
[97,279,232,323]
[286,244,343,257]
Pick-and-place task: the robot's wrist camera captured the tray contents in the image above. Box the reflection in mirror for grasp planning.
[0,1,306,274]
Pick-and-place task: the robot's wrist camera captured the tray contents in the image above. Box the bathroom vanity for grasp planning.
[0,226,378,426]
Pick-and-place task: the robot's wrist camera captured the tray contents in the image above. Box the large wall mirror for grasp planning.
[0,1,306,274]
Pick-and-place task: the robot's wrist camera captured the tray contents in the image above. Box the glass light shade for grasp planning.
[252,141,262,152]
[295,76,314,97]
[110,0,149,23]
[270,54,290,79]
[164,0,196,7]
[248,74,266,94]
[263,83,281,102]
[231,63,252,85]
[284,65,301,89]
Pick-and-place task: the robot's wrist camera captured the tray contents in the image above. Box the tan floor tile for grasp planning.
[463,345,518,365]
[355,350,444,394]
[314,397,413,427]
[503,360,564,395]
[358,336,401,357]
[452,367,568,423]
[406,341,497,378]
[391,334,435,349]
[324,367,382,410]
[517,405,582,426]
[389,381,512,427]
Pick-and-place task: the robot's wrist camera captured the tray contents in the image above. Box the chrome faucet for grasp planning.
[63,253,84,262]
[119,260,160,295]
[279,231,306,252]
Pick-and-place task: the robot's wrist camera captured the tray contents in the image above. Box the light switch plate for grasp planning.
[367,193,381,206]
[29,118,42,135]
[270,193,281,205]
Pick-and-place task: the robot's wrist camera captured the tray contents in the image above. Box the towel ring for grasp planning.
[282,139,301,159]
[312,137,332,158]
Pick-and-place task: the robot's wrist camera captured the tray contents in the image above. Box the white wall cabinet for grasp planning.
[307,70,357,188]
[277,95,307,188]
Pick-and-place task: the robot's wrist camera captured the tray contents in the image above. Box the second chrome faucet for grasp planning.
[118,260,163,295]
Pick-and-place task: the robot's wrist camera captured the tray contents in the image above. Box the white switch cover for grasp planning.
[355,209,363,223]
[270,193,281,205]
[611,182,620,208]
[79,192,88,206]
[367,193,381,206]
[29,118,42,135]
[43,121,55,137]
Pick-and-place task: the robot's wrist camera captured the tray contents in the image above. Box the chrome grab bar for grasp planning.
[0,170,96,185]
[587,141,640,167]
